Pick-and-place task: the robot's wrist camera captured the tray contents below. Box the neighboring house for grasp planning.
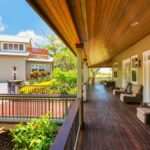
[0,35,53,81]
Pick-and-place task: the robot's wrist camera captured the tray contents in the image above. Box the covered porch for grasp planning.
[77,85,150,150]
[25,1,150,149]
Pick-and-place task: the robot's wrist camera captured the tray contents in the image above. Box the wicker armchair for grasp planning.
[137,103,150,126]
[120,84,143,103]
[113,82,131,96]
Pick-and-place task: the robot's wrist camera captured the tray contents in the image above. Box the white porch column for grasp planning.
[76,43,84,128]
[83,59,88,101]
[77,48,82,98]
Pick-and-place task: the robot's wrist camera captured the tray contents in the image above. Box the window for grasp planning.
[19,44,24,50]
[124,59,131,83]
[32,64,38,72]
[113,63,118,79]
[2,43,24,51]
[14,44,18,50]
[3,43,8,50]
[31,64,45,72]
[39,65,45,72]
[9,44,13,50]
[131,55,138,83]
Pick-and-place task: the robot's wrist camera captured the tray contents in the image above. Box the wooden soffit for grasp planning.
[27,0,150,67]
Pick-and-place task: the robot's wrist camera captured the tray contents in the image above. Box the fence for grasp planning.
[0,94,76,122]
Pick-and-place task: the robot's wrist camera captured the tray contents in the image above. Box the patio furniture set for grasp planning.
[112,82,150,127]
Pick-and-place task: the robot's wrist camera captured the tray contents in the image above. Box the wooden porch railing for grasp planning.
[0,94,76,122]
[50,98,81,150]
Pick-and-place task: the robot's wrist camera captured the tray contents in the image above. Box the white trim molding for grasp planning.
[143,50,150,103]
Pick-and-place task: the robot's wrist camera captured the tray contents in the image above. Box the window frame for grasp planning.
[1,42,25,51]
[131,55,138,84]
[31,64,46,72]
[113,62,118,79]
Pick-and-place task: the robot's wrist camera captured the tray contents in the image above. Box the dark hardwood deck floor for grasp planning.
[77,85,150,150]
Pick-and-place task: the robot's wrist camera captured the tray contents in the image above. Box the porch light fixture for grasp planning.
[135,58,141,68]
[130,21,139,27]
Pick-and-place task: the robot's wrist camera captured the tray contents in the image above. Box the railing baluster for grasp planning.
[0,94,76,122]
[12,98,14,118]
[2,98,3,117]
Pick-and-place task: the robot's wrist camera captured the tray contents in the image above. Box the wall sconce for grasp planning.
[135,58,141,68]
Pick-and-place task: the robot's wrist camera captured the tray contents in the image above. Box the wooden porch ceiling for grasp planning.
[27,0,150,67]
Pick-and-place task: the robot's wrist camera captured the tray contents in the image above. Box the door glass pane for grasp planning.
[132,70,137,82]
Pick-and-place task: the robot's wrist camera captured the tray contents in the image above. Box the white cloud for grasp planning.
[17,30,48,47]
[0,16,5,32]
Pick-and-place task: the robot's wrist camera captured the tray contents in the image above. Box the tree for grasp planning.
[90,68,100,84]
[54,46,77,71]
[44,34,63,57]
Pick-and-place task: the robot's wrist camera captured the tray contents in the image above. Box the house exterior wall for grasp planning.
[112,35,150,87]
[26,61,52,79]
[0,55,26,81]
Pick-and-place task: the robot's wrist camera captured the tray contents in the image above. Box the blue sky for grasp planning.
[0,0,53,46]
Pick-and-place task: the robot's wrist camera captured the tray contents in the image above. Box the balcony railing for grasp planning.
[50,98,81,150]
[28,53,49,59]
[0,94,76,122]
[0,49,27,53]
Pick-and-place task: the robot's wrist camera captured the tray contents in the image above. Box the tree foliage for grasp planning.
[53,68,77,86]
[44,34,62,57]
[54,47,77,71]
[44,34,77,89]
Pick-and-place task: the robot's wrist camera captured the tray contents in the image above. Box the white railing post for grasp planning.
[76,43,84,128]
[83,59,88,101]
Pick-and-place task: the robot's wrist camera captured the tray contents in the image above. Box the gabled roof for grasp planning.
[0,35,31,43]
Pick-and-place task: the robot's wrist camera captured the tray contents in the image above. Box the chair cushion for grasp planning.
[113,89,123,95]
[137,112,147,124]
[132,84,142,94]
[137,107,150,115]
[120,93,136,102]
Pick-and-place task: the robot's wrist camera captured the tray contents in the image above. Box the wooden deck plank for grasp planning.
[77,85,150,150]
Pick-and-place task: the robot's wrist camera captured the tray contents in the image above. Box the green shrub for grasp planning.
[10,115,60,150]
[53,68,77,87]
[100,80,108,84]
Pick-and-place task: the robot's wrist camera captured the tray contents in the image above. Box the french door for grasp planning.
[122,59,131,88]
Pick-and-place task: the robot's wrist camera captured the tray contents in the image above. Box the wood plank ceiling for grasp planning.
[27,0,150,67]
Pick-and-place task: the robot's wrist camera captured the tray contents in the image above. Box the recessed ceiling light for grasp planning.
[130,21,139,27]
